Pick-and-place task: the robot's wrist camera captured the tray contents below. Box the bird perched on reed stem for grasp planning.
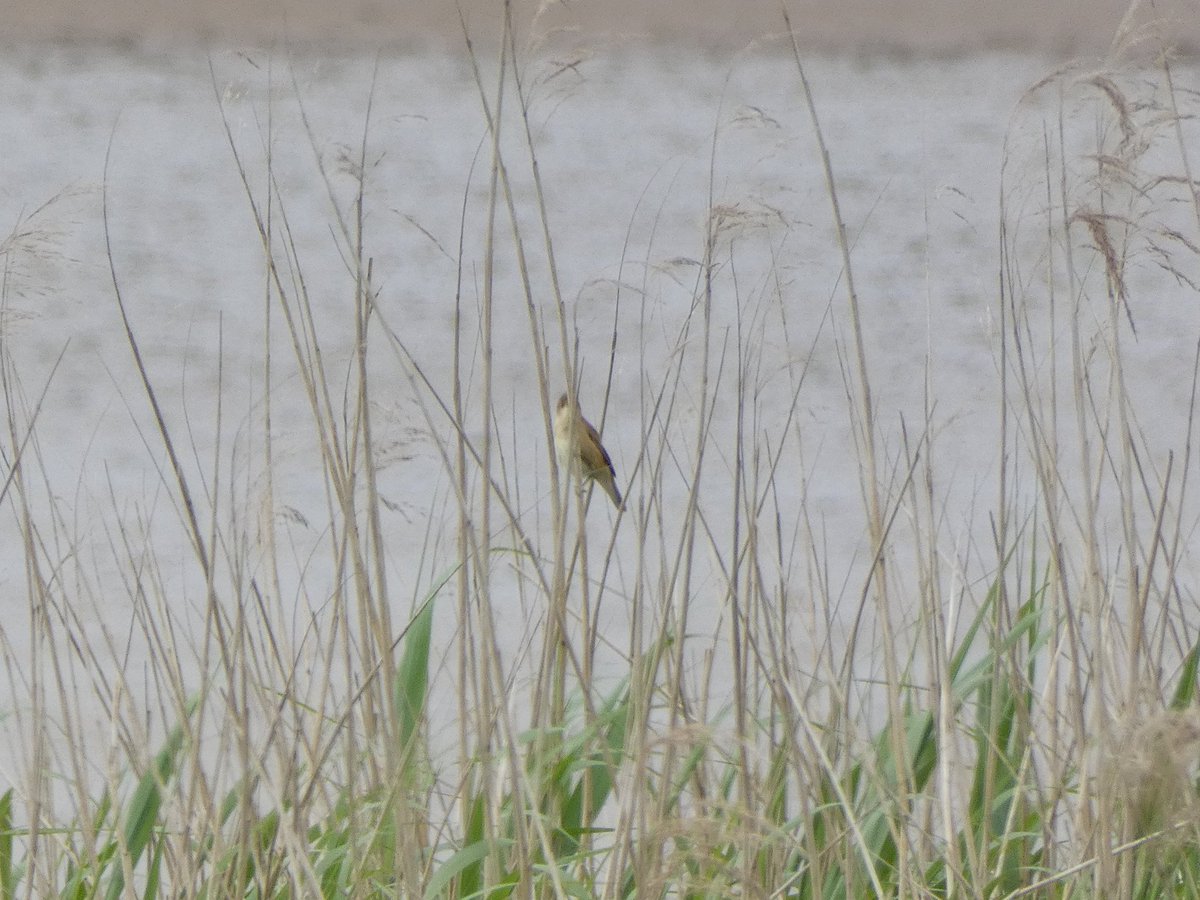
[554,393,623,509]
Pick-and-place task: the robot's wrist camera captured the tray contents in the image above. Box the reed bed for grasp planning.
[2,6,1200,898]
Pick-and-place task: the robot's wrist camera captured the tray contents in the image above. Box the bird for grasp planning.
[554,392,623,509]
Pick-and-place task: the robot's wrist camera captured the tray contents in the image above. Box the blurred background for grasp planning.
[7,0,1200,53]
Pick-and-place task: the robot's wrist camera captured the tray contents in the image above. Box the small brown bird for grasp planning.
[554,392,623,509]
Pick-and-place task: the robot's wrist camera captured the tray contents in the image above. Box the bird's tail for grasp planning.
[604,480,624,511]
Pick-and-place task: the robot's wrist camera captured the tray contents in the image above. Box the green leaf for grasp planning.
[1172,638,1200,709]
[0,790,12,899]
[395,595,435,760]
[104,702,194,900]
[424,840,499,899]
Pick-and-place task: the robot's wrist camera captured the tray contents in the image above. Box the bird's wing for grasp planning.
[581,420,616,475]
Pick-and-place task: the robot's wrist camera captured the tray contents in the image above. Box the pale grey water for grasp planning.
[3,42,1200,796]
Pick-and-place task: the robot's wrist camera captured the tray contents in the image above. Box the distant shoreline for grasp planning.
[6,0,1198,56]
